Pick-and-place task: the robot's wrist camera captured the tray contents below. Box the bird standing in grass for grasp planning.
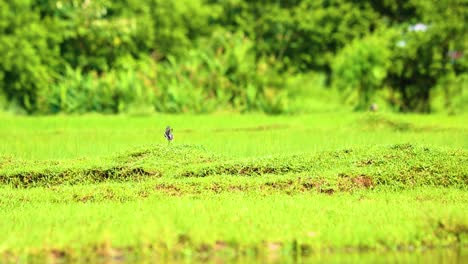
[164,126,174,144]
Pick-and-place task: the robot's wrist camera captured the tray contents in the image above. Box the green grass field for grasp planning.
[0,112,467,263]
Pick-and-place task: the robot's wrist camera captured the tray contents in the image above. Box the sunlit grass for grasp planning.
[0,112,466,160]
[0,188,466,252]
[0,112,466,261]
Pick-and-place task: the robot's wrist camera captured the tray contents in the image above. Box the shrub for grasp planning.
[332,31,392,110]
[382,0,467,113]
[0,0,61,113]
[154,31,289,114]
[37,57,155,114]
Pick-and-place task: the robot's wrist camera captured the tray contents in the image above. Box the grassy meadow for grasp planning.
[0,112,467,263]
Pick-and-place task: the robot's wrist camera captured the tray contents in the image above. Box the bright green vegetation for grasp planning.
[1,1,467,114]
[0,113,467,262]
[1,112,467,160]
[1,187,467,263]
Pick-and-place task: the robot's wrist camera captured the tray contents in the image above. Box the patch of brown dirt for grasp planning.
[214,240,228,252]
[338,174,374,191]
[210,183,223,193]
[73,194,93,203]
[357,159,374,167]
[352,175,374,188]
[228,185,246,192]
[154,184,182,196]
[95,242,126,262]
[238,166,277,175]
[301,182,316,190]
[263,180,294,189]
[320,188,335,195]
[84,166,159,181]
[48,249,67,263]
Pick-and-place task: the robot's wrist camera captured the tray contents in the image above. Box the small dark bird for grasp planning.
[164,126,174,144]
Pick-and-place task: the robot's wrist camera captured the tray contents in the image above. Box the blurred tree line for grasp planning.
[0,0,466,114]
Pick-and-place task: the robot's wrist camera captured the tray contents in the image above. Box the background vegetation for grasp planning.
[0,0,466,114]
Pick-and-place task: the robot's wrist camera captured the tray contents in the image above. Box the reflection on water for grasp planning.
[149,248,467,264]
[28,247,464,264]
[294,248,467,264]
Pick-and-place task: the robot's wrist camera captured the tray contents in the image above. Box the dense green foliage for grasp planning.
[0,113,467,261]
[0,0,467,114]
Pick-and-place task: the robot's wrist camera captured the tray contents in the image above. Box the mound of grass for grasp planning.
[1,144,466,190]
[0,144,466,261]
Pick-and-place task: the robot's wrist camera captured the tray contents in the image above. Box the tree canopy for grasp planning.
[0,0,466,114]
